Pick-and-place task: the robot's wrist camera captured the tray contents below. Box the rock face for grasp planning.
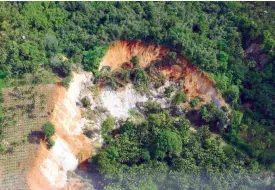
[28,72,93,190]
[100,40,226,107]
[99,84,148,118]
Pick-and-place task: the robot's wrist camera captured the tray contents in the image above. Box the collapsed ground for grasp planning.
[0,40,274,190]
[0,2,275,190]
[70,47,272,189]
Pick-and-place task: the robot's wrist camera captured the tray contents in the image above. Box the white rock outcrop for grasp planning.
[40,137,78,187]
[99,85,148,119]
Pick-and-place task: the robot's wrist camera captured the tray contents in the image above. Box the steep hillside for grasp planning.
[101,41,226,107]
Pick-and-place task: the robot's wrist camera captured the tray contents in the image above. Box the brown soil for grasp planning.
[48,85,92,160]
[100,41,169,69]
[27,141,54,190]
[27,84,92,190]
[101,40,226,106]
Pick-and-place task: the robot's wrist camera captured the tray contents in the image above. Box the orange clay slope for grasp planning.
[100,40,226,107]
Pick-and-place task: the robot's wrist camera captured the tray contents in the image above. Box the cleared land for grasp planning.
[0,84,58,190]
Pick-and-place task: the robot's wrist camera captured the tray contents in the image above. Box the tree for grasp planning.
[49,56,72,77]
[223,85,239,104]
[95,152,117,176]
[102,116,114,142]
[43,121,55,139]
[83,45,107,76]
[154,130,182,159]
[229,110,243,126]
[200,103,227,126]
[171,91,187,105]
[42,34,59,57]
[131,67,148,85]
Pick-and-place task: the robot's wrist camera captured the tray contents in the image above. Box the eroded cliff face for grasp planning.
[27,72,93,190]
[100,41,226,107]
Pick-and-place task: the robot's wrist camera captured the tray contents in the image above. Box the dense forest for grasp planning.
[0,1,274,189]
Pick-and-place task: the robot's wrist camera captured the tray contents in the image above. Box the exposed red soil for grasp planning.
[101,41,226,106]
[48,85,91,160]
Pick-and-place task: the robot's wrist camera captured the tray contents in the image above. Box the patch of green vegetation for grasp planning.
[171,91,187,105]
[101,116,115,143]
[190,97,200,108]
[0,79,6,131]
[83,45,109,76]
[93,101,272,189]
[81,96,91,108]
[164,86,175,98]
[43,121,55,148]
[61,75,72,89]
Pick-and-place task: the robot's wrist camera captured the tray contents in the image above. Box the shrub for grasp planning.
[48,138,55,148]
[171,91,187,105]
[142,101,162,114]
[131,55,139,67]
[164,86,175,97]
[190,97,200,108]
[61,75,72,88]
[102,116,115,142]
[119,69,131,83]
[163,52,178,66]
[0,144,7,154]
[81,96,91,108]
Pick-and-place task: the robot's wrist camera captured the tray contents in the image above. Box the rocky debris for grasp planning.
[40,137,78,187]
[99,84,148,119]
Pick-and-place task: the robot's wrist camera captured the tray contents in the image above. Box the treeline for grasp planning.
[0,1,274,172]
